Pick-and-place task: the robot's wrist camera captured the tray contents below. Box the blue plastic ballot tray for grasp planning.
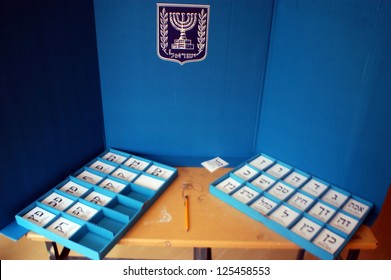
[209,153,373,260]
[15,148,177,260]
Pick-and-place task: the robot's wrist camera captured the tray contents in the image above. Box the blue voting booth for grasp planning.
[1,0,391,258]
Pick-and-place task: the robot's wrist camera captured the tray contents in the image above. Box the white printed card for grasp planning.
[201,157,229,173]
[66,202,99,221]
[46,217,81,239]
[22,207,56,227]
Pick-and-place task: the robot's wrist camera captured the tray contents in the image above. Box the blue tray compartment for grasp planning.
[15,148,178,259]
[209,153,373,260]
[120,182,155,203]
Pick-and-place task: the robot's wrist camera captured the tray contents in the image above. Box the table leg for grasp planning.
[193,247,212,260]
[296,249,306,260]
[346,249,360,260]
[45,241,71,260]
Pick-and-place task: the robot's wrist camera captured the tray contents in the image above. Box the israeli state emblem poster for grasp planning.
[157,3,210,65]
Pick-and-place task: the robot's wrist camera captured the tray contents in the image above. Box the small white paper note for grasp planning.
[134,174,164,191]
[249,155,274,170]
[321,189,349,208]
[89,160,116,174]
[124,158,150,171]
[102,152,127,164]
[313,228,345,254]
[46,217,81,239]
[329,211,359,235]
[291,217,322,240]
[23,207,56,227]
[231,186,259,204]
[111,168,138,182]
[308,201,336,223]
[66,202,99,221]
[215,177,241,194]
[250,196,278,215]
[251,174,276,190]
[201,157,229,172]
[59,181,89,197]
[287,192,314,211]
[84,191,112,206]
[146,165,174,179]
[283,171,309,188]
[41,193,74,211]
[266,163,291,179]
[233,164,259,181]
[267,182,295,200]
[301,178,328,197]
[99,178,127,193]
[76,170,103,185]
[269,205,300,227]
[342,198,370,219]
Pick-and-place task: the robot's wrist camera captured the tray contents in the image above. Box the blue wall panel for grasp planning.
[2,0,388,234]
[94,0,274,166]
[0,0,105,231]
[256,0,391,222]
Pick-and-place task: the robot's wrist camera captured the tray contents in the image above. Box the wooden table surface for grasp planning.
[27,167,378,252]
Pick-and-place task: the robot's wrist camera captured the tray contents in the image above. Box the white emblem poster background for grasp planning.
[157,3,210,65]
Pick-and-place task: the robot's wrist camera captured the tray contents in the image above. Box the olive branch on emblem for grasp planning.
[159,8,169,55]
[197,9,207,56]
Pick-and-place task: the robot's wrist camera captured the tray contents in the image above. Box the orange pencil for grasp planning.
[184,195,189,232]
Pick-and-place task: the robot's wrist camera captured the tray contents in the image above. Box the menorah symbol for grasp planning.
[169,12,198,50]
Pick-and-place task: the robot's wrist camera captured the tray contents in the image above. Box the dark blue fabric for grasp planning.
[0,0,105,231]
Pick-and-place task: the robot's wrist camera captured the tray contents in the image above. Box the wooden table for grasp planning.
[27,167,378,260]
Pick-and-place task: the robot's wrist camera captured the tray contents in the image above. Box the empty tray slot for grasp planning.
[70,223,113,252]
[88,208,128,235]
[106,195,143,218]
[121,183,155,203]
